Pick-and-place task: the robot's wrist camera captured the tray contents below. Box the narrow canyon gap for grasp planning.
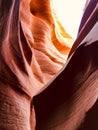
[0,0,98,130]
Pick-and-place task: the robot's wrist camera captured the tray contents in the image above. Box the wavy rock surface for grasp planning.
[0,0,98,130]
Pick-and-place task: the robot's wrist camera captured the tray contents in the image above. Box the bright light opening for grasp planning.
[53,0,87,40]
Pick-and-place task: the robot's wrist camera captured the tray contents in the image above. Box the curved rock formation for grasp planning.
[0,0,98,129]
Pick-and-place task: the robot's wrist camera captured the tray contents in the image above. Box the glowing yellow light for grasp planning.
[53,0,86,40]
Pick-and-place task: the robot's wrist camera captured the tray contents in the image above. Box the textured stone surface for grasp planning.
[0,0,73,129]
[0,0,98,130]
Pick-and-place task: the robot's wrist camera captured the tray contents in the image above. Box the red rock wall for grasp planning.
[0,0,97,130]
[0,0,73,129]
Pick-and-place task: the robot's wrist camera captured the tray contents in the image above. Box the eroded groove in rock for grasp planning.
[0,0,98,130]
